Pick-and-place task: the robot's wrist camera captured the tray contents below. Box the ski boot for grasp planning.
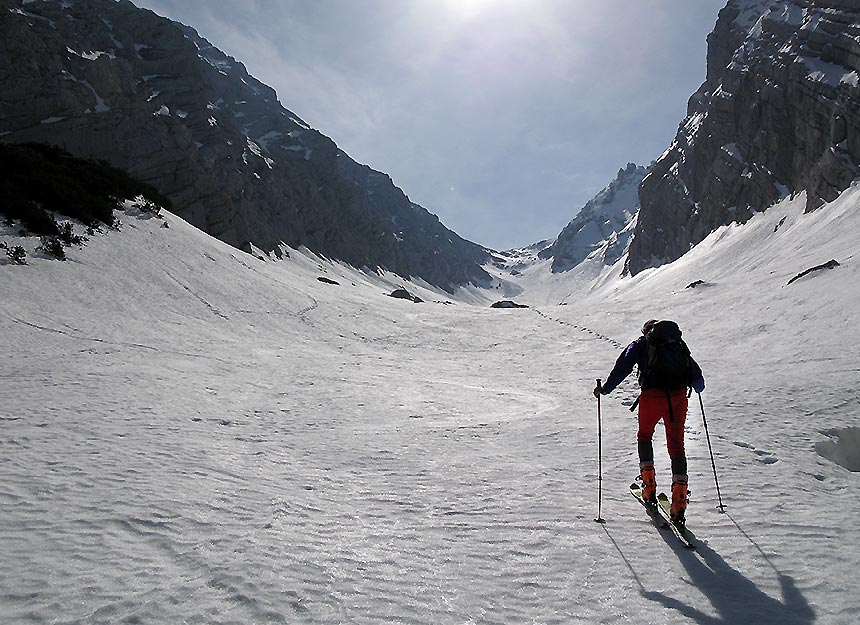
[640,462,657,505]
[670,475,688,525]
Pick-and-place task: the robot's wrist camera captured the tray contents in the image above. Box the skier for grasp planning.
[593,319,705,524]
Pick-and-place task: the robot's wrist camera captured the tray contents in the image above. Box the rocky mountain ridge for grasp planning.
[0,0,491,291]
[538,163,650,273]
[627,0,860,275]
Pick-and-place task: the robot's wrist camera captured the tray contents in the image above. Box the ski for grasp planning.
[629,482,668,528]
[656,492,695,549]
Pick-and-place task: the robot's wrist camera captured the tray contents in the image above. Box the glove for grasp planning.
[593,383,604,399]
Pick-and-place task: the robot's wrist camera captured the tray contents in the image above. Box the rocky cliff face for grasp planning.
[0,0,491,291]
[627,0,860,275]
[540,163,649,272]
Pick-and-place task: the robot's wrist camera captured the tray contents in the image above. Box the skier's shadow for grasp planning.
[602,515,815,625]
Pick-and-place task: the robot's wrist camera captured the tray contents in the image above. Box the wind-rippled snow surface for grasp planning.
[2,189,859,624]
[0,268,595,622]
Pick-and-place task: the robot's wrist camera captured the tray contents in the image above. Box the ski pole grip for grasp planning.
[596,378,602,394]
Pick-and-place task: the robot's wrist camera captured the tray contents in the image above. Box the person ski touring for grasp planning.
[593,319,705,524]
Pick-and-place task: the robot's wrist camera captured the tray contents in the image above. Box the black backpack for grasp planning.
[640,320,692,391]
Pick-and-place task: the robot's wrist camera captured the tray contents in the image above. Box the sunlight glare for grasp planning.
[442,0,502,20]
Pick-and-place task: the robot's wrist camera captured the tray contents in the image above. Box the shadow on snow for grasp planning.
[602,513,816,625]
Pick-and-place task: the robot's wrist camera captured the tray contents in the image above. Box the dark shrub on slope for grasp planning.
[0,142,171,234]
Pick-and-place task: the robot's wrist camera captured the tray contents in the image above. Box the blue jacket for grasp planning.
[602,336,705,394]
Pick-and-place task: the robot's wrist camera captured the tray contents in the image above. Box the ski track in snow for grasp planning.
[2,193,860,624]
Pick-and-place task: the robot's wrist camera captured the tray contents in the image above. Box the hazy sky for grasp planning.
[135,0,726,250]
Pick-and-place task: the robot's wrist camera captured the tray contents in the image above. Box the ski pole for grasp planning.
[595,378,606,523]
[699,393,726,512]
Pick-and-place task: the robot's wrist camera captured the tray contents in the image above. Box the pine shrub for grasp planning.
[131,195,163,217]
[0,143,172,235]
[57,221,87,247]
[38,236,66,260]
[6,245,27,265]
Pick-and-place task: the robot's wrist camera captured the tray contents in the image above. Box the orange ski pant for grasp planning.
[637,388,688,459]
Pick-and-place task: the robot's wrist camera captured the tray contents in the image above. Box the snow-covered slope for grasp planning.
[2,175,859,623]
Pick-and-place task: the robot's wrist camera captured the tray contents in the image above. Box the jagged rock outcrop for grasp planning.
[0,0,491,291]
[388,288,423,303]
[628,0,860,275]
[787,258,840,284]
[540,163,649,272]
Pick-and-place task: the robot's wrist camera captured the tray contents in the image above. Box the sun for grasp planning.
[441,0,497,20]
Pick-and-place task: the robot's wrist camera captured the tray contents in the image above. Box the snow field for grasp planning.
[522,187,860,624]
[2,185,859,624]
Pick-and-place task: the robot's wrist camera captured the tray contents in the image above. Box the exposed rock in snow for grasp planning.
[389,287,423,303]
[490,300,529,309]
[787,258,840,285]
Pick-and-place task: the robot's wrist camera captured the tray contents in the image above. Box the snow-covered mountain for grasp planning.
[538,163,649,273]
[0,0,491,291]
[627,0,860,274]
[499,0,860,297]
